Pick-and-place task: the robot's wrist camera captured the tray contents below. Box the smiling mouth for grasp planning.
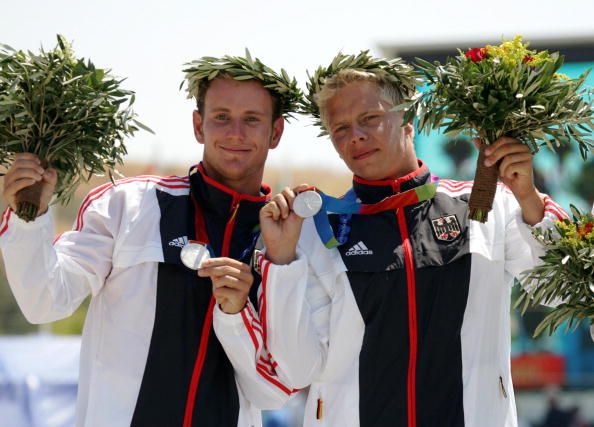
[221,146,251,153]
[353,149,378,160]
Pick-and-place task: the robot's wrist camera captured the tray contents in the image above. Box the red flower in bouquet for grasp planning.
[578,221,594,238]
[465,47,487,62]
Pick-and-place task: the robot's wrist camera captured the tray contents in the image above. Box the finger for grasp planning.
[498,152,533,178]
[201,257,250,270]
[13,153,41,163]
[501,160,533,181]
[6,167,44,183]
[272,193,290,219]
[485,141,530,166]
[9,159,45,174]
[4,178,40,197]
[43,168,58,185]
[261,200,282,221]
[281,187,296,210]
[487,136,519,152]
[199,258,252,280]
[213,287,246,305]
[210,274,251,291]
[215,296,229,307]
[198,264,239,278]
[293,183,312,194]
[198,265,252,282]
[199,265,253,284]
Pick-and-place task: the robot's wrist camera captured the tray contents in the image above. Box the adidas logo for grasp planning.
[168,236,189,247]
[345,241,373,256]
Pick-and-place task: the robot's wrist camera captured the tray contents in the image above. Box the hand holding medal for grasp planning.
[259,184,312,265]
[181,240,255,315]
[198,257,254,315]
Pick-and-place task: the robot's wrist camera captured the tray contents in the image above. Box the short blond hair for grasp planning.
[315,69,404,130]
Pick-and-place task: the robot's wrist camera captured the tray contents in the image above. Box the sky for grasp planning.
[2,0,594,172]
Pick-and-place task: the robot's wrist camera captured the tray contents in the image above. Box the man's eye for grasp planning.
[245,116,260,123]
[215,114,228,121]
[364,115,380,123]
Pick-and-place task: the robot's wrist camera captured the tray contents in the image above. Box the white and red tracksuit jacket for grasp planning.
[228,161,567,427]
[0,163,295,427]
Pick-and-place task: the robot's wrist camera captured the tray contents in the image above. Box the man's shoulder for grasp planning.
[436,179,474,197]
[86,174,191,200]
[437,179,513,198]
[74,175,191,227]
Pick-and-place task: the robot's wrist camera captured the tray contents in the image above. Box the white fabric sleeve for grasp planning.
[503,191,569,280]
[213,301,294,410]
[0,185,125,324]
[255,249,329,390]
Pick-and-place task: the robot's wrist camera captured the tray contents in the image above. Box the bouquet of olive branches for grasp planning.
[0,35,151,221]
[399,36,594,222]
[516,205,594,337]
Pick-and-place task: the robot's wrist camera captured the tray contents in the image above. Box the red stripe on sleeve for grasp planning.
[0,208,12,236]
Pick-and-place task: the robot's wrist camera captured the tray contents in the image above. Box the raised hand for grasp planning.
[2,153,57,216]
[483,137,544,225]
[259,184,310,265]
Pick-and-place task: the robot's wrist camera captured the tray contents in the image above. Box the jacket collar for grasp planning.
[189,162,271,224]
[352,160,430,204]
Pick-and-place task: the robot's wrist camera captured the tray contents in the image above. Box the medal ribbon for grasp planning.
[191,196,216,258]
[313,177,440,248]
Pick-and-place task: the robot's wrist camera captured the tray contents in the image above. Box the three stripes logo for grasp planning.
[345,241,373,256]
[169,236,189,247]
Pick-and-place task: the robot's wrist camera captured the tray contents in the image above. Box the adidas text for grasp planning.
[169,236,189,247]
[345,241,373,256]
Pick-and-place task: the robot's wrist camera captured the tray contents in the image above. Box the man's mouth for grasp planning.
[221,146,250,153]
[353,149,378,160]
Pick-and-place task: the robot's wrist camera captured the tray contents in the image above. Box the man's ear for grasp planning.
[193,110,205,145]
[269,117,284,149]
[403,121,414,137]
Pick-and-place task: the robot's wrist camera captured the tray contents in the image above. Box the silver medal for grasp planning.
[180,242,210,270]
[293,190,323,218]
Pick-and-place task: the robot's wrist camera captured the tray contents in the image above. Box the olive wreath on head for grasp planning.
[301,50,422,135]
[181,49,303,120]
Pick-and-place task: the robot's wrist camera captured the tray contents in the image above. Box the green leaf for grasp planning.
[131,119,154,134]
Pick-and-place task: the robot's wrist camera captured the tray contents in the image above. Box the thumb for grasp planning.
[43,168,58,185]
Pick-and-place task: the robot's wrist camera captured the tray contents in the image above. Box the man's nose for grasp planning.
[349,124,367,144]
[226,119,244,140]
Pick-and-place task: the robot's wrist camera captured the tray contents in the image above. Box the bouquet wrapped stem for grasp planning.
[15,159,48,221]
[468,142,499,222]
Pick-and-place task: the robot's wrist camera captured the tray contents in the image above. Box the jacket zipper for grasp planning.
[398,208,418,427]
[393,179,418,427]
[316,397,324,420]
[499,376,508,398]
[182,195,241,427]
[222,195,241,257]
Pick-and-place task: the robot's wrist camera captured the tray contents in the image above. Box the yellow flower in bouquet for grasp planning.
[517,206,594,336]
